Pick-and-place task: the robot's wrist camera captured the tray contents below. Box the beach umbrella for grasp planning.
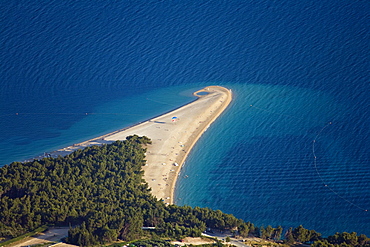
[171,117,178,122]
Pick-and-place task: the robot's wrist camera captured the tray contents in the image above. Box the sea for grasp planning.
[0,0,369,237]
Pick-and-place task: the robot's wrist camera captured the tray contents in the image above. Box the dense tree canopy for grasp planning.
[0,136,243,246]
[287,226,370,247]
[312,232,370,247]
[0,135,369,247]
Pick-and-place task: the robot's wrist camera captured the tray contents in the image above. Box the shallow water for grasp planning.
[1,0,369,236]
[175,84,370,236]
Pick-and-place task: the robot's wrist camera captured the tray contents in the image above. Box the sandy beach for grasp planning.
[31,86,232,204]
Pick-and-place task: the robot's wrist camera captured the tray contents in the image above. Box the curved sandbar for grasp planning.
[105,86,232,204]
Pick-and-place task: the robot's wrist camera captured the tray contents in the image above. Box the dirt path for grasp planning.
[8,227,76,247]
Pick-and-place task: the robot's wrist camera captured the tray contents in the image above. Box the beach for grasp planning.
[3,0,368,235]
[105,86,232,203]
[30,86,232,204]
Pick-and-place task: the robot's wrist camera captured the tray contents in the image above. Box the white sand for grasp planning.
[105,86,232,203]
[32,86,232,204]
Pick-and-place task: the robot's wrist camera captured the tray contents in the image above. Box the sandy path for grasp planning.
[171,237,216,246]
[105,86,232,203]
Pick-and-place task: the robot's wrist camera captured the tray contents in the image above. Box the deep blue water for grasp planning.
[1,0,369,237]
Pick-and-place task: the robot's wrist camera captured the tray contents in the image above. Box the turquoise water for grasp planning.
[0,85,203,165]
[1,0,369,237]
[175,84,370,235]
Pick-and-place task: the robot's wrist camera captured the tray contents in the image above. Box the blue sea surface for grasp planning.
[1,0,369,237]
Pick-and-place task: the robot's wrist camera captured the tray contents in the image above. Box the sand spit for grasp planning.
[27,86,232,204]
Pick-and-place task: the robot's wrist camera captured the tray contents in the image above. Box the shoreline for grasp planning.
[25,86,232,204]
[22,95,200,163]
[168,86,232,204]
[105,85,232,204]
